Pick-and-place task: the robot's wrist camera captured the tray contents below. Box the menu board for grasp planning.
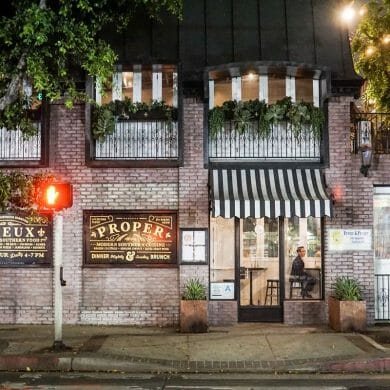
[0,214,52,267]
[84,211,177,266]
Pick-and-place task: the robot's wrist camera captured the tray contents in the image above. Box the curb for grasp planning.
[1,354,390,374]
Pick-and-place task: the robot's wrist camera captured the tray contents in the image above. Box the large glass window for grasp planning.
[242,74,259,101]
[97,65,178,106]
[240,218,279,307]
[296,77,313,103]
[284,217,322,300]
[210,218,235,283]
[268,75,286,104]
[214,78,232,107]
[210,216,323,303]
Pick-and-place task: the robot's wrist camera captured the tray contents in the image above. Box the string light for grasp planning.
[341,3,356,23]
[383,35,390,45]
[365,46,376,56]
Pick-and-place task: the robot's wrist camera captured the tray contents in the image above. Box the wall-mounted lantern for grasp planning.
[360,145,373,177]
[357,120,373,177]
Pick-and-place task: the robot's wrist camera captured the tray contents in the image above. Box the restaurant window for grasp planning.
[96,65,178,107]
[240,218,279,306]
[214,77,232,107]
[0,82,47,166]
[91,64,180,164]
[210,217,235,298]
[268,75,286,104]
[296,77,313,103]
[284,217,322,300]
[242,74,259,101]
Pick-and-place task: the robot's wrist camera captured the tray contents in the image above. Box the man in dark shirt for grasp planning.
[291,246,316,298]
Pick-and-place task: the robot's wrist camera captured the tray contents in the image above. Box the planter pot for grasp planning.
[328,296,366,332]
[180,300,208,333]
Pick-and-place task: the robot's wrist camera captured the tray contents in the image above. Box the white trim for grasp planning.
[152,72,162,101]
[209,80,215,109]
[173,72,178,107]
[232,76,241,101]
[286,76,296,102]
[259,75,268,103]
[133,70,142,103]
[95,79,102,105]
[112,71,122,101]
[313,79,320,107]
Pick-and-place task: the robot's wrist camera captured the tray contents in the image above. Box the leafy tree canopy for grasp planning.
[351,0,390,111]
[0,0,182,135]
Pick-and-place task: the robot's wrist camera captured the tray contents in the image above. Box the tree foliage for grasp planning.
[351,0,390,111]
[0,0,182,134]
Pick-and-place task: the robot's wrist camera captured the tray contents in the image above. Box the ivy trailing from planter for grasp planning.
[208,97,324,140]
[91,98,178,142]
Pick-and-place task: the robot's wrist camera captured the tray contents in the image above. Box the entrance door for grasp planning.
[238,218,283,322]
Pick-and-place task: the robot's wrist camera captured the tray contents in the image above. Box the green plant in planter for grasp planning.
[91,99,178,142]
[334,276,363,301]
[208,97,324,140]
[182,278,207,300]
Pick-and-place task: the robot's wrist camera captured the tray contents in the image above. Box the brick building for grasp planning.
[0,0,388,326]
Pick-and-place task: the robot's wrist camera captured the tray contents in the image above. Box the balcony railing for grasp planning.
[0,108,42,164]
[376,274,390,321]
[352,112,390,154]
[208,121,322,161]
[94,119,179,160]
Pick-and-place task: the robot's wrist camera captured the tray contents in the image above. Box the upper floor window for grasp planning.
[96,64,178,107]
[0,83,48,167]
[207,66,325,164]
[89,64,181,167]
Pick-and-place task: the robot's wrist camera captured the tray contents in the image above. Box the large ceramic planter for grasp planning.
[328,296,366,332]
[180,300,208,333]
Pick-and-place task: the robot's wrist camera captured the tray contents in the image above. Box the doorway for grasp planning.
[209,216,323,322]
[238,218,283,321]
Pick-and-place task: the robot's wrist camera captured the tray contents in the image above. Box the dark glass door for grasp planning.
[238,218,283,322]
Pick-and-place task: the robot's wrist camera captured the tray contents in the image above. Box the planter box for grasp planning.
[180,300,208,333]
[328,296,366,332]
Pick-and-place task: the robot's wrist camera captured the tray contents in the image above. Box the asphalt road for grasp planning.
[2,372,390,389]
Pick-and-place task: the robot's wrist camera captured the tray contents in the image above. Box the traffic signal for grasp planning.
[40,182,73,211]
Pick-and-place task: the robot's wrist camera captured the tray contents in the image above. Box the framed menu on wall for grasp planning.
[180,228,208,264]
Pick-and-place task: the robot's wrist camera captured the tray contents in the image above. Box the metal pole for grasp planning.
[53,212,65,350]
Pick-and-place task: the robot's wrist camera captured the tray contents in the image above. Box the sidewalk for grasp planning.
[0,323,389,374]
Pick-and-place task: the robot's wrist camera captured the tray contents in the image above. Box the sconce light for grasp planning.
[360,145,373,177]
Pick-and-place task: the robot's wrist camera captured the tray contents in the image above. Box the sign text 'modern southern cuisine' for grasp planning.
[84,211,177,266]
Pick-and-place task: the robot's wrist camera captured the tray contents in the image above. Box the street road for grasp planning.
[1,372,390,389]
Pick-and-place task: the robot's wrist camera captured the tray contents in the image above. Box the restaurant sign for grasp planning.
[84,211,177,266]
[0,214,52,267]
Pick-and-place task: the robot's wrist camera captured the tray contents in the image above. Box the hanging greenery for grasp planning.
[91,98,178,142]
[0,172,54,213]
[351,0,390,112]
[208,97,325,140]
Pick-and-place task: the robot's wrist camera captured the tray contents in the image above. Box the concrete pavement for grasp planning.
[0,323,389,373]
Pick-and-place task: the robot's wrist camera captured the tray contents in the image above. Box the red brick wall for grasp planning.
[0,98,210,325]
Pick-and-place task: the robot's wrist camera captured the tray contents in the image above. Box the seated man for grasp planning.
[291,246,316,298]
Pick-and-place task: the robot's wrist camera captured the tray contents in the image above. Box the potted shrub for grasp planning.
[328,276,366,332]
[180,278,208,333]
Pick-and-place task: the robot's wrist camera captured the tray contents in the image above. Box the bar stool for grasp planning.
[264,279,279,305]
[289,277,303,299]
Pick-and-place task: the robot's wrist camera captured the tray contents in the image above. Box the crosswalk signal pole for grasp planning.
[53,212,66,350]
[40,182,73,351]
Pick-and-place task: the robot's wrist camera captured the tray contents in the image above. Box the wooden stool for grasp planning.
[264,279,279,305]
[289,277,303,299]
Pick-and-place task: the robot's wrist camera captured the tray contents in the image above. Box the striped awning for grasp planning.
[210,169,332,218]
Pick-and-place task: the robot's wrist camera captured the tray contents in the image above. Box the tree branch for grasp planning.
[0,54,26,111]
